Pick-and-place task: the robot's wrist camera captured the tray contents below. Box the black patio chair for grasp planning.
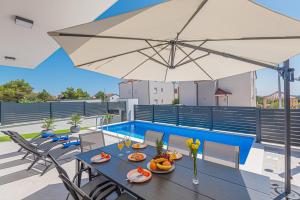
[6,131,80,176]
[3,131,77,160]
[48,154,136,200]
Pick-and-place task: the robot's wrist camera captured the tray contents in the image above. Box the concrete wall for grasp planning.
[149,81,175,104]
[178,72,256,107]
[119,80,177,105]
[197,81,217,106]
[179,81,197,105]
[218,72,256,107]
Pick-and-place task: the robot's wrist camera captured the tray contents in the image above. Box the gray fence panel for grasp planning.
[108,102,126,111]
[85,102,108,117]
[51,102,84,118]
[212,107,257,134]
[261,109,300,147]
[178,106,212,129]
[154,105,177,125]
[1,102,50,125]
[134,105,153,121]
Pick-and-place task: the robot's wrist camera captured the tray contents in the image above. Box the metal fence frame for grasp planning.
[134,105,300,147]
[0,101,126,125]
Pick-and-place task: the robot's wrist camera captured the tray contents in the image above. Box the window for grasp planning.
[161,99,164,104]
[154,99,158,104]
[154,87,158,94]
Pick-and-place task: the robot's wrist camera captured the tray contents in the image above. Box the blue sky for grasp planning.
[0,0,299,96]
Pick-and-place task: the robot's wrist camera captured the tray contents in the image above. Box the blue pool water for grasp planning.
[104,121,254,164]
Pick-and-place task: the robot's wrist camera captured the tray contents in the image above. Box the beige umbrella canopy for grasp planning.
[50,0,300,195]
[49,0,300,82]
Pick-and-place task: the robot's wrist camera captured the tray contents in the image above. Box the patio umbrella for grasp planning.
[49,0,300,195]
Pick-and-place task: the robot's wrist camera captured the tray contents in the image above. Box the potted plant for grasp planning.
[41,118,55,134]
[103,114,114,125]
[70,114,82,133]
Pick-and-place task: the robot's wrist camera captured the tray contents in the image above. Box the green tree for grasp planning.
[76,88,90,99]
[0,79,33,102]
[172,98,179,104]
[95,91,107,101]
[60,87,90,99]
[60,87,77,99]
[37,89,54,102]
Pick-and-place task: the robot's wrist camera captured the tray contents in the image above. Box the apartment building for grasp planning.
[119,80,178,105]
[179,72,256,107]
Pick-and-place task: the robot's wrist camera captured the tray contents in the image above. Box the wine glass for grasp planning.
[125,136,132,154]
[117,139,124,156]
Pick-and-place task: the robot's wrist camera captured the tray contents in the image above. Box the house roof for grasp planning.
[215,88,232,96]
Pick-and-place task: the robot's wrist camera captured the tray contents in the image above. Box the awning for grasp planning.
[0,0,118,68]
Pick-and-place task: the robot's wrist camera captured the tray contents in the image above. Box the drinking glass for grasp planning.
[125,137,132,154]
[117,139,124,156]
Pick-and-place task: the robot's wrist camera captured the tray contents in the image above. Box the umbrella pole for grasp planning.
[283,60,291,194]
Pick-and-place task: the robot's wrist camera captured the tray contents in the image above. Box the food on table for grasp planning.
[128,152,146,161]
[150,153,174,171]
[100,152,111,159]
[166,151,183,160]
[137,166,151,177]
[132,143,147,149]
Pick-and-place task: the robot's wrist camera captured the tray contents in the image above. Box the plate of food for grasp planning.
[91,152,111,163]
[128,152,147,162]
[147,153,175,173]
[166,151,183,160]
[132,143,148,149]
[127,167,152,183]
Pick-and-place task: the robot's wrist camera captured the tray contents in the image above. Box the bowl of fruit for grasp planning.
[147,153,175,173]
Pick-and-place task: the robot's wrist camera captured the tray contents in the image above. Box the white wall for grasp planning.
[218,72,256,107]
[197,81,216,106]
[133,81,150,104]
[149,81,175,104]
[179,81,197,105]
[178,72,256,107]
[119,82,132,99]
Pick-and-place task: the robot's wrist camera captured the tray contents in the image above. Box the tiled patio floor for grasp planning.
[0,130,299,200]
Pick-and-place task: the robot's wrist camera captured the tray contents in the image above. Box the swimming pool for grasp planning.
[104,121,254,164]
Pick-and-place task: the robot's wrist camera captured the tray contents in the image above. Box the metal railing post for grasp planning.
[176,105,179,126]
[49,102,53,118]
[210,106,214,130]
[256,108,261,143]
[152,105,155,123]
[83,101,86,116]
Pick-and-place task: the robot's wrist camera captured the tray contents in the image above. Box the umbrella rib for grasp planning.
[53,32,168,43]
[76,43,167,67]
[177,41,278,70]
[164,67,169,82]
[181,35,300,42]
[122,44,170,79]
[176,0,208,38]
[176,53,210,67]
[176,45,214,80]
[174,40,207,67]
[138,51,169,67]
[145,40,170,67]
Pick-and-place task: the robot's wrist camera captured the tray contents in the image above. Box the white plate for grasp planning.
[167,151,183,160]
[132,143,148,149]
[127,169,152,183]
[91,154,111,163]
[146,162,175,174]
[128,153,147,162]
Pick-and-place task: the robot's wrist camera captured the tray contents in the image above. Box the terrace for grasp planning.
[1,0,300,200]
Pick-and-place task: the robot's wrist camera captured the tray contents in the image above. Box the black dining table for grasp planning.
[75,144,271,200]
